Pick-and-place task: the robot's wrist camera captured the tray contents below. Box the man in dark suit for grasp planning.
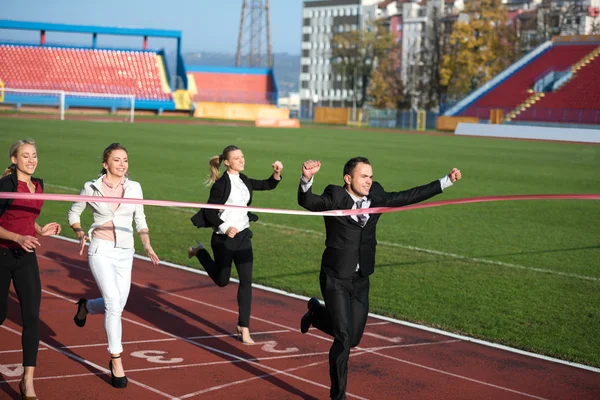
[298,157,461,400]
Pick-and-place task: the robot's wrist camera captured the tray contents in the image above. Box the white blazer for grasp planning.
[67,175,148,249]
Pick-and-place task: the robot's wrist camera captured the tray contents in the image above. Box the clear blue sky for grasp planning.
[0,0,303,55]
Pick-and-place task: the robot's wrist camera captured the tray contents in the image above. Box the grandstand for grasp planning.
[0,20,187,113]
[188,66,277,105]
[444,36,600,126]
[0,20,287,122]
[187,66,289,122]
[0,45,172,101]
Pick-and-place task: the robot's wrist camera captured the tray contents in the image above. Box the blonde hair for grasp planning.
[99,143,130,178]
[205,145,240,186]
[2,139,36,178]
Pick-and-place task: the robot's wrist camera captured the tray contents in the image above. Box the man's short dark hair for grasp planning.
[343,157,370,177]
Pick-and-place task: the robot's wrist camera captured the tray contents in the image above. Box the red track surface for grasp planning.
[1,236,599,399]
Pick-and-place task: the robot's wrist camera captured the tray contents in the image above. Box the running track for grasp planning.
[1,236,598,399]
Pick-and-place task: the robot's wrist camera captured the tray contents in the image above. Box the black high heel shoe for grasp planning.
[73,298,87,328]
[19,378,38,400]
[187,240,205,259]
[109,355,128,389]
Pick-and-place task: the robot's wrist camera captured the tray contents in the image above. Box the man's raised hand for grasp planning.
[302,160,321,181]
[449,168,462,183]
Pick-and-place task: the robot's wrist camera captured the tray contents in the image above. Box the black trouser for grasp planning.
[311,270,370,400]
[196,229,254,327]
[0,248,42,367]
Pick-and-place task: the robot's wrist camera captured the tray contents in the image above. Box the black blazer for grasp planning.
[0,169,44,218]
[298,179,442,278]
[191,172,281,229]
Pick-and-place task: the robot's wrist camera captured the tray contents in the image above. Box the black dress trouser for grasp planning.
[311,269,370,400]
[0,248,42,367]
[196,229,254,327]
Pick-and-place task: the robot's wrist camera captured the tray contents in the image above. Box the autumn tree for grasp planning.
[440,0,516,98]
[592,19,600,35]
[331,21,396,108]
[418,5,445,110]
[367,41,405,109]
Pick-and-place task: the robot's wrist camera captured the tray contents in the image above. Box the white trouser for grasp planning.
[86,238,135,354]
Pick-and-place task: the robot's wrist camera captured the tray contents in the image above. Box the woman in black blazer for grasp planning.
[189,145,282,344]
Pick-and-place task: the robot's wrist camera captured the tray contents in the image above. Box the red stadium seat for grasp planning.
[0,44,173,101]
[190,72,274,104]
[460,44,598,119]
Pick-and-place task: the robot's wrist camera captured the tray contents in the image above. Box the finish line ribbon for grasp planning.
[1,192,599,217]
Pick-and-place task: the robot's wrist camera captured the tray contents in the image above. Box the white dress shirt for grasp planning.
[217,172,251,234]
[67,175,148,249]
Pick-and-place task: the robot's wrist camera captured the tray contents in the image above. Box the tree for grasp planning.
[419,5,445,110]
[367,44,405,109]
[331,21,395,108]
[590,18,600,35]
[440,0,516,98]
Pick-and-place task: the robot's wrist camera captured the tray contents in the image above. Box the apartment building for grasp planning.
[299,0,380,117]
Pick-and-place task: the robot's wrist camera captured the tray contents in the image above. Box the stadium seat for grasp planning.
[460,44,598,119]
[190,72,275,104]
[0,44,172,101]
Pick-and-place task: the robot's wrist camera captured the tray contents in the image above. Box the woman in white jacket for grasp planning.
[67,143,159,389]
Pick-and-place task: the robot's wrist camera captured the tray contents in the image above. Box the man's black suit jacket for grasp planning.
[298,179,442,278]
[191,172,280,229]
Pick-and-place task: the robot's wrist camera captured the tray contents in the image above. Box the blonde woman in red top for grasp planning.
[0,139,61,400]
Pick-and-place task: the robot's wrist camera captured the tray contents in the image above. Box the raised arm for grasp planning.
[249,160,283,191]
[381,168,462,207]
[297,160,334,211]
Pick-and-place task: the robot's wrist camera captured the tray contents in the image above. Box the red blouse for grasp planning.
[0,181,43,249]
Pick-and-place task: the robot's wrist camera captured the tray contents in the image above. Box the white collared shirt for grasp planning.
[67,175,148,249]
[217,172,251,234]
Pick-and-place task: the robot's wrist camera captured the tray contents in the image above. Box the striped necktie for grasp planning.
[356,199,367,227]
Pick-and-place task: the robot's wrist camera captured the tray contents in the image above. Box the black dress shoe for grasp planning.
[300,297,321,334]
[74,298,87,328]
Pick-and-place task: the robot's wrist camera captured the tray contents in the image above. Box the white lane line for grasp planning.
[1,340,461,385]
[61,338,177,349]
[365,322,389,326]
[0,348,47,354]
[0,325,178,399]
[39,251,600,373]
[363,332,402,343]
[187,329,291,340]
[179,341,461,400]
[39,287,367,400]
[43,185,598,282]
[38,255,581,400]
[366,349,550,400]
[57,330,292,350]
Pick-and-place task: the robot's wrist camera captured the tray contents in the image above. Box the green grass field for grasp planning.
[2,117,599,367]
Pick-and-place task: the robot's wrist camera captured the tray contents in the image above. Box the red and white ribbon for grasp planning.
[1,192,599,217]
